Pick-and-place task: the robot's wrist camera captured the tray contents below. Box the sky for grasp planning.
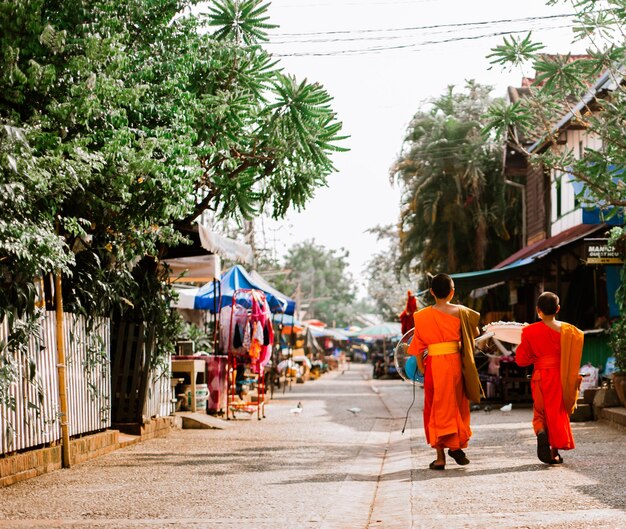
[258,0,590,295]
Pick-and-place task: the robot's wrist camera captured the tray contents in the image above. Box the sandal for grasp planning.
[447,449,470,466]
[549,454,564,465]
[536,430,551,464]
[429,461,445,470]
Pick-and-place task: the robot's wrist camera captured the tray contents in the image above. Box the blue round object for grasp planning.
[405,355,422,382]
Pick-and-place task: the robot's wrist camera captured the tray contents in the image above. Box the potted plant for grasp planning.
[606,228,626,406]
[179,322,214,355]
[609,317,626,407]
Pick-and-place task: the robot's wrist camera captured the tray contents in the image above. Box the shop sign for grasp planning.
[585,238,623,264]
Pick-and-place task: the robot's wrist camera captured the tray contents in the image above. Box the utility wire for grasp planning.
[268,19,565,45]
[271,12,577,37]
[274,24,572,57]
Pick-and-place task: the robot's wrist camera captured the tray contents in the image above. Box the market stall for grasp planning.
[220,288,274,420]
[356,323,402,379]
[173,265,295,419]
[476,322,532,403]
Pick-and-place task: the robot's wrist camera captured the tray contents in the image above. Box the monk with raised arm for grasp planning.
[408,274,483,470]
[515,291,584,465]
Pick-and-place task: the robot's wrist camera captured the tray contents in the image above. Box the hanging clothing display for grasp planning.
[221,288,275,421]
[219,290,274,368]
[219,304,249,353]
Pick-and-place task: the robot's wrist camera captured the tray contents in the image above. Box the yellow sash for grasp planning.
[428,341,460,356]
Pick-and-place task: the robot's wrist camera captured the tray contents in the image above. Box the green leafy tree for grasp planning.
[0,0,345,352]
[278,240,356,327]
[363,225,422,321]
[390,81,516,275]
[483,1,625,221]
[482,0,626,367]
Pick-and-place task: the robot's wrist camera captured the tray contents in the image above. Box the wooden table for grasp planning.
[171,358,207,412]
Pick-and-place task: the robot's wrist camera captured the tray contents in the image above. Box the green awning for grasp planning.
[451,250,551,291]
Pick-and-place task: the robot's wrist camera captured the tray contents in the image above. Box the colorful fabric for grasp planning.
[428,341,460,355]
[560,323,585,413]
[219,291,275,368]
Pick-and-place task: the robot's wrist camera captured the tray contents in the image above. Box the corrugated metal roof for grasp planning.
[451,223,608,291]
[495,223,606,268]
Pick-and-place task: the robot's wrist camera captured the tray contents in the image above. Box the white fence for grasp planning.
[0,312,111,455]
[144,358,173,420]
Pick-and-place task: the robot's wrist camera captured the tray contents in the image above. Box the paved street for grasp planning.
[0,363,625,529]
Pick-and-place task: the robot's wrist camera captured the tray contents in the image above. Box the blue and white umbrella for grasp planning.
[173,265,295,314]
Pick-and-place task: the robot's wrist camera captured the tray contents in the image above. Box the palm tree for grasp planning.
[391,81,515,275]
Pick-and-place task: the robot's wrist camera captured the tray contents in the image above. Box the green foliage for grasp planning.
[533,54,591,94]
[208,0,277,44]
[609,226,626,372]
[483,0,626,209]
[390,81,518,275]
[276,240,356,327]
[486,1,626,351]
[0,309,43,410]
[487,33,545,69]
[363,225,423,321]
[0,0,345,363]
[482,100,533,143]
[609,316,626,373]
[179,321,213,354]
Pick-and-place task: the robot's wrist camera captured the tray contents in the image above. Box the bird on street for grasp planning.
[500,403,513,412]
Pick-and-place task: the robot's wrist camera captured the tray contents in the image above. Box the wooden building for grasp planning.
[453,64,623,373]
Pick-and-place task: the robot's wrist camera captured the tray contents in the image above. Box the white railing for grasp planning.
[0,312,111,455]
[64,315,111,437]
[144,356,173,420]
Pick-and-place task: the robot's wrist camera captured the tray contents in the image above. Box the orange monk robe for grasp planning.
[408,307,471,450]
[516,322,584,450]
[399,291,418,335]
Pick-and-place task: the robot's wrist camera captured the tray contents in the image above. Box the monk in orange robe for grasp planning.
[399,290,418,335]
[516,291,584,465]
[408,274,483,470]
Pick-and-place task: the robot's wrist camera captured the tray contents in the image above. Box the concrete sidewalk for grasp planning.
[0,364,624,529]
[375,375,626,529]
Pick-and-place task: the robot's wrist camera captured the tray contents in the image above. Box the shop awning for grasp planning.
[496,223,607,269]
[193,264,289,313]
[171,285,200,309]
[308,326,352,341]
[249,270,297,315]
[450,254,545,291]
[163,255,221,283]
[451,223,608,291]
